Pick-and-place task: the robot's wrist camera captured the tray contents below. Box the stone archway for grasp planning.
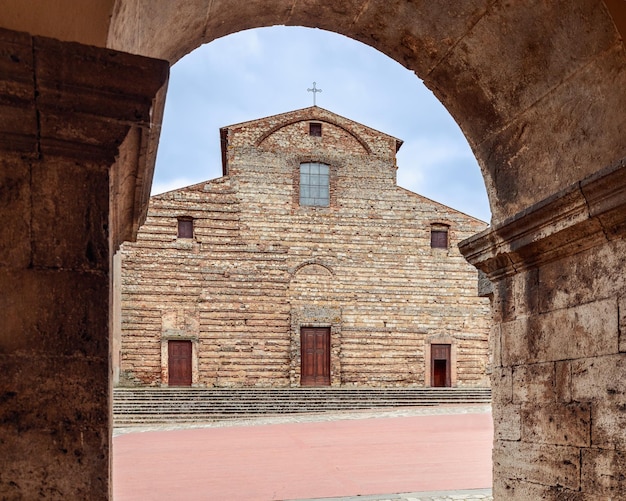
[0,1,625,499]
[105,1,626,224]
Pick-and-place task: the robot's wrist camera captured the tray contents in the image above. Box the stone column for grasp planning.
[0,29,167,499]
[460,159,626,499]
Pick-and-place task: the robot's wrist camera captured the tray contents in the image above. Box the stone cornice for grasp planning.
[459,158,626,281]
[0,29,168,160]
[33,35,169,161]
[0,28,169,248]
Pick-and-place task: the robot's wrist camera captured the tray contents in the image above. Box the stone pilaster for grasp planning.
[460,158,626,499]
[0,28,167,499]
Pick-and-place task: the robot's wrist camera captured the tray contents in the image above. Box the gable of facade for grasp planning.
[117,107,491,388]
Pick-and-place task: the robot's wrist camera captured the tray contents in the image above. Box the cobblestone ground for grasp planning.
[291,488,493,500]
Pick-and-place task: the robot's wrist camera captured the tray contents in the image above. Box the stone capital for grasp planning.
[0,28,169,247]
[0,28,168,160]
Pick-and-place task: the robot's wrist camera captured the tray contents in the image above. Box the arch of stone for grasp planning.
[1,1,625,499]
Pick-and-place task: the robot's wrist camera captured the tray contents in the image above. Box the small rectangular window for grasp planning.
[309,123,322,137]
[178,218,194,239]
[300,162,329,207]
[431,228,448,249]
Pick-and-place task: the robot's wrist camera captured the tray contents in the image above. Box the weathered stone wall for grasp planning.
[461,160,626,499]
[0,29,168,500]
[119,107,490,388]
[2,2,626,499]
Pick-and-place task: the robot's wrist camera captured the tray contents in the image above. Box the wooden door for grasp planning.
[168,340,192,386]
[300,327,330,386]
[431,343,451,387]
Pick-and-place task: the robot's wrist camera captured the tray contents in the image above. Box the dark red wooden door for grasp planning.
[301,327,330,386]
[168,340,192,386]
[431,344,451,387]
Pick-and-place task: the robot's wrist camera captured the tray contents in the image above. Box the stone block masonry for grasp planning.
[117,107,490,388]
[460,160,626,499]
[0,28,169,500]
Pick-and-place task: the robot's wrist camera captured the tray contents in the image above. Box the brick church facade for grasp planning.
[115,107,490,388]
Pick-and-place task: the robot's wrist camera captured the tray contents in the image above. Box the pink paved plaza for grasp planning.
[113,411,493,500]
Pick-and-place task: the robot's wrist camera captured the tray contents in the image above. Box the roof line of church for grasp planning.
[219,105,323,129]
[219,105,403,145]
[396,186,490,225]
[219,106,404,176]
[151,176,488,226]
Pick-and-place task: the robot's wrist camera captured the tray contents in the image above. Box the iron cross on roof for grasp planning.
[307,82,322,106]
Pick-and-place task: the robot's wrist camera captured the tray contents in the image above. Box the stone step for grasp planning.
[113,389,491,397]
[113,387,491,426]
[114,404,447,412]
[113,395,491,403]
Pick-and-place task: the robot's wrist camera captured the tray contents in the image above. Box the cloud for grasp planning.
[154,26,491,222]
[151,177,200,196]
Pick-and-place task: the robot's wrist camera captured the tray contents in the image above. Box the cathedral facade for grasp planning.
[116,107,490,388]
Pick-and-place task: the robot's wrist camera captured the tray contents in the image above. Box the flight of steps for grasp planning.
[113,387,491,427]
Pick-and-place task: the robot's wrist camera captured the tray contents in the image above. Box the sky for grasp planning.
[153,26,491,223]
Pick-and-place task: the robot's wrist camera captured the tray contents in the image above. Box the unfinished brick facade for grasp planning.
[117,107,490,388]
